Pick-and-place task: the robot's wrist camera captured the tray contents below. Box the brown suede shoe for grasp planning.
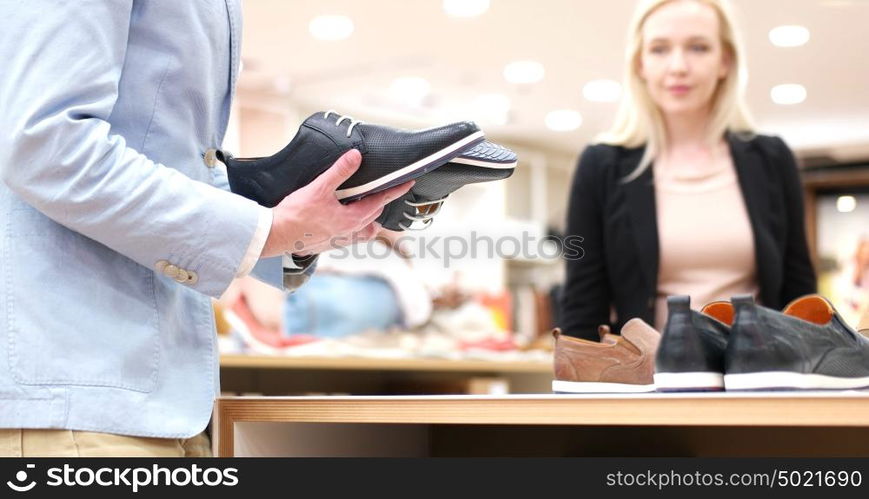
[552,318,660,393]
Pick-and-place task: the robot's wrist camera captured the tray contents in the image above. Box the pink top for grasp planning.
[653,157,760,331]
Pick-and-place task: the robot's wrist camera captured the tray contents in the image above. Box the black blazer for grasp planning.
[560,133,817,340]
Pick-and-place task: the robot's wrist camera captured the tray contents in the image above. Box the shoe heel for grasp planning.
[655,296,725,391]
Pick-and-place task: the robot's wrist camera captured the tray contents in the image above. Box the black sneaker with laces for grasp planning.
[218,111,485,208]
[653,295,732,391]
[376,141,517,231]
[725,294,869,391]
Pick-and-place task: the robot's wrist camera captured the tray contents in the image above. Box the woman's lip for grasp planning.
[668,85,691,94]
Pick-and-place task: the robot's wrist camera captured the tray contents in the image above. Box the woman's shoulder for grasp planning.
[732,132,793,160]
[731,132,801,182]
[576,142,644,174]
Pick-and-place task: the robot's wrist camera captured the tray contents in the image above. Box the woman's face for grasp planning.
[639,1,730,118]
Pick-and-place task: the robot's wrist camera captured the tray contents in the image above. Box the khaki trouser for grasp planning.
[0,429,212,457]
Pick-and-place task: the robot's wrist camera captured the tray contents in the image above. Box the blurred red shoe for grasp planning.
[231,295,318,350]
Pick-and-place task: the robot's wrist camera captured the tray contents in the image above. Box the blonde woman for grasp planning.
[560,0,816,340]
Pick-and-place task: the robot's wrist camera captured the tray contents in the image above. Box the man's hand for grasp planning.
[261,149,412,258]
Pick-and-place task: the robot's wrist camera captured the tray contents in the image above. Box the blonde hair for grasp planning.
[597,0,755,181]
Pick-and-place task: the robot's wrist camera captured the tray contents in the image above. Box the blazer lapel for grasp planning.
[224,0,241,104]
[622,148,659,290]
[729,133,774,303]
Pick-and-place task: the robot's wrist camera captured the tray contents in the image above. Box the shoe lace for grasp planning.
[398,197,447,231]
[323,110,364,137]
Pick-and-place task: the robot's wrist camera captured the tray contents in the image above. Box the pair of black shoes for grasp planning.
[218,111,517,231]
[654,294,869,391]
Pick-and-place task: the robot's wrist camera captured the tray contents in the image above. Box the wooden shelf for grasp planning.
[220,354,551,373]
[218,392,869,427]
[215,392,869,456]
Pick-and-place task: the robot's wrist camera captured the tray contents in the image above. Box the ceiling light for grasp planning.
[388,77,431,106]
[583,79,622,102]
[545,110,583,132]
[769,25,810,47]
[443,0,490,18]
[503,60,545,84]
[472,93,511,126]
[771,84,807,105]
[837,195,857,213]
[309,15,354,41]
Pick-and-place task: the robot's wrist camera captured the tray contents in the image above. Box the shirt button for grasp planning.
[174,269,190,283]
[186,271,199,285]
[155,260,169,273]
[163,264,180,279]
[204,149,218,168]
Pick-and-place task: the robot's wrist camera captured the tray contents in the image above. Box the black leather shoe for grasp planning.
[725,294,869,390]
[219,111,485,208]
[376,141,517,231]
[654,295,732,391]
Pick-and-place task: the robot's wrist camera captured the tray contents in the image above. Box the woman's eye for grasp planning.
[690,44,710,52]
[649,45,668,54]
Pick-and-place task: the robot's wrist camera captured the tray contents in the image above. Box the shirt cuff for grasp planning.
[235,206,273,277]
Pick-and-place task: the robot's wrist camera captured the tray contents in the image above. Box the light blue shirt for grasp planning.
[0,0,306,437]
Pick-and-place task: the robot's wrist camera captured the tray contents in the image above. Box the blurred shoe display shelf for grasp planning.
[219,354,552,396]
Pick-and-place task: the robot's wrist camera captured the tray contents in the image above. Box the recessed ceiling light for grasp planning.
[769,25,810,47]
[503,60,545,85]
[472,93,511,125]
[388,77,431,106]
[771,84,807,105]
[583,79,622,102]
[443,0,490,18]
[837,195,857,213]
[545,110,583,132]
[309,15,354,41]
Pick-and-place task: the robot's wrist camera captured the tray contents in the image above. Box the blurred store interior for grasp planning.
[216,0,869,394]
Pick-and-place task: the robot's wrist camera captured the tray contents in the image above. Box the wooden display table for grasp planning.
[214,392,869,457]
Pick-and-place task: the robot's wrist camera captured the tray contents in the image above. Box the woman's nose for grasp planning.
[668,48,688,74]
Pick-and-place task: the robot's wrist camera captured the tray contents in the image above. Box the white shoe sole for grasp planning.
[335,131,485,201]
[552,379,656,394]
[653,372,724,391]
[450,156,517,169]
[724,372,869,391]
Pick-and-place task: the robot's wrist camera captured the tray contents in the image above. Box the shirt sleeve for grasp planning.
[236,206,274,277]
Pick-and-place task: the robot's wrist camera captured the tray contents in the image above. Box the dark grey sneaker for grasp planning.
[653,295,732,392]
[376,141,517,231]
[219,111,484,207]
[725,294,869,391]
